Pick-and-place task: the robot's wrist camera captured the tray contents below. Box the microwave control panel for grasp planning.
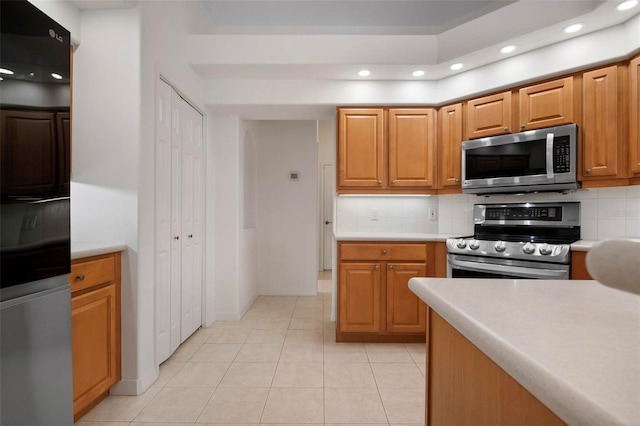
[553,136,571,173]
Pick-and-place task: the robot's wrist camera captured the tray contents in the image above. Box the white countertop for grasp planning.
[409,277,640,425]
[71,242,127,260]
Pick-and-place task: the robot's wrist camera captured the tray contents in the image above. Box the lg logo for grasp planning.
[49,29,63,43]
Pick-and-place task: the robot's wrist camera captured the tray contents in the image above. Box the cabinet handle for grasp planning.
[188,234,193,238]
[382,250,387,255]
[374,264,379,270]
[455,178,460,183]
[585,169,592,175]
[389,265,394,270]
[391,180,396,184]
[75,274,85,281]
[503,127,509,132]
[377,180,382,185]
[521,124,525,130]
[174,236,180,240]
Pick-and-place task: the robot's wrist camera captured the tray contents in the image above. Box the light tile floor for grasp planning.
[78,272,426,425]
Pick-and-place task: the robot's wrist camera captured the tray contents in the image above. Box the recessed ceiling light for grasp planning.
[0,77,3,81]
[51,73,62,80]
[450,63,464,71]
[500,45,517,54]
[563,23,583,34]
[358,69,370,77]
[617,0,638,10]
[0,68,14,75]
[29,72,35,77]
[412,70,425,77]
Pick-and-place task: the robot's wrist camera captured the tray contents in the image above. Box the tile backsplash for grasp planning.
[336,186,640,241]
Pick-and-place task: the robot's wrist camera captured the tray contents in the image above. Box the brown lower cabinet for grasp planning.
[571,251,594,280]
[71,251,121,421]
[426,308,565,425]
[337,242,433,342]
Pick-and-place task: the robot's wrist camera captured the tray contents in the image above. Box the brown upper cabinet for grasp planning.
[437,103,463,192]
[465,91,512,139]
[519,76,574,131]
[630,56,640,182]
[337,107,436,193]
[338,108,385,188]
[580,65,628,186]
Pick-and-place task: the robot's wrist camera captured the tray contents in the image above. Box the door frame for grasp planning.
[320,162,335,271]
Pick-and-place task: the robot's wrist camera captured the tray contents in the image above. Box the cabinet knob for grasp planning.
[374,264,379,270]
[521,124,525,130]
[382,249,387,255]
[75,274,85,281]
[503,127,509,132]
[174,236,180,240]
[389,265,394,270]
[188,234,193,238]
[391,180,396,184]
[455,178,460,183]
[377,180,382,185]
[585,169,592,175]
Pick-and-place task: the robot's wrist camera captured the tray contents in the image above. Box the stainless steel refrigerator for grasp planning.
[1,1,73,424]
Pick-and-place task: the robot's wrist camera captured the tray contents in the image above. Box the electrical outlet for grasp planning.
[370,208,379,221]
[429,208,438,221]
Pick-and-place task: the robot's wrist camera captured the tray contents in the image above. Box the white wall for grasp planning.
[210,116,260,320]
[70,5,142,394]
[256,121,319,296]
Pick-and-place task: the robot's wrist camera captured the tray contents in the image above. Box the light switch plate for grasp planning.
[429,208,437,221]
[370,208,379,221]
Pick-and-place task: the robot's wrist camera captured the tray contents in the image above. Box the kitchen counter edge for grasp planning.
[71,243,127,260]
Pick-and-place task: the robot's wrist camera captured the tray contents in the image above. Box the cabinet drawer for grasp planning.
[70,255,115,293]
[340,243,427,261]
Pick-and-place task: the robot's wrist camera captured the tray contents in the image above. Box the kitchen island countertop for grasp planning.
[409,277,640,426]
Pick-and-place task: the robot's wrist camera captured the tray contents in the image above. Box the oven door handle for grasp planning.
[450,258,568,279]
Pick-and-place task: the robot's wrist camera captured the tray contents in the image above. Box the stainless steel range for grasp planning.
[447,202,580,280]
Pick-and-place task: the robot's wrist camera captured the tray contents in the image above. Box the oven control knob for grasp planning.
[523,242,536,254]
[456,239,467,249]
[494,241,507,252]
[469,240,480,250]
[539,244,553,255]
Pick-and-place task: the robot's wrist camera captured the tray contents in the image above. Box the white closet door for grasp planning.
[169,91,183,353]
[155,80,204,362]
[155,80,172,363]
[180,98,203,341]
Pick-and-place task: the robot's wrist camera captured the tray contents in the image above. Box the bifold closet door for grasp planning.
[179,97,203,342]
[155,80,203,364]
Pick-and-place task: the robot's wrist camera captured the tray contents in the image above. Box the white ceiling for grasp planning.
[192,0,639,81]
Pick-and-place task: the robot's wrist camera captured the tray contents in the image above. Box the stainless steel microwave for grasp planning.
[461,124,579,195]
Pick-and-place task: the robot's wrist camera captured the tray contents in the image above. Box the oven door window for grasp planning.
[451,268,526,279]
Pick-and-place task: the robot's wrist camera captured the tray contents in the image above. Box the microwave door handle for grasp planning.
[546,133,554,179]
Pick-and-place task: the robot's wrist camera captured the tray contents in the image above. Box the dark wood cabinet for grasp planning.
[1,109,70,196]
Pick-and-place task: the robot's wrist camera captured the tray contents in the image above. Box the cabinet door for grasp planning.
[438,104,463,190]
[465,91,512,139]
[338,108,384,188]
[630,56,640,177]
[582,66,622,179]
[339,262,381,333]
[71,284,118,417]
[386,263,427,333]
[388,108,435,187]
[0,110,59,196]
[519,77,574,131]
